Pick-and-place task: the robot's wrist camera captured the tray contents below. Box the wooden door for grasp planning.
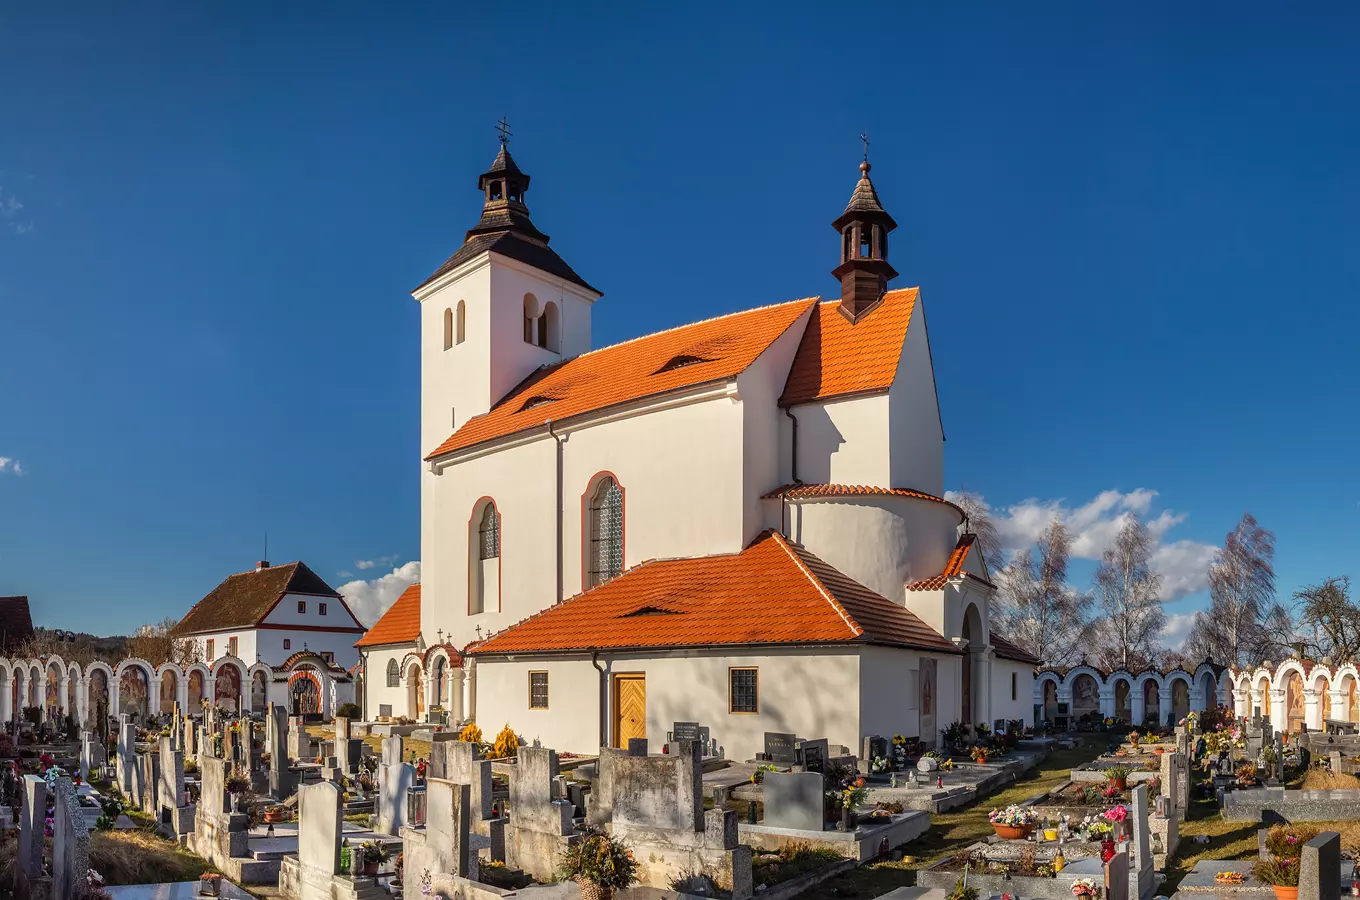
[614,674,646,748]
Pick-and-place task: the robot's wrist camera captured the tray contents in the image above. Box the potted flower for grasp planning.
[1252,857,1299,900]
[1264,825,1319,860]
[1104,765,1132,791]
[360,840,389,877]
[198,873,223,897]
[971,746,992,765]
[264,805,290,824]
[1071,877,1100,899]
[558,830,639,900]
[1102,803,1129,840]
[1128,731,1141,747]
[988,804,1038,840]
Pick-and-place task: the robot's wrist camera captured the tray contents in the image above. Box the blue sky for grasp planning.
[1,3,1357,638]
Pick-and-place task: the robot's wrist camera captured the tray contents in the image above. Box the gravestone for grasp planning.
[673,721,700,743]
[159,735,190,833]
[80,731,105,780]
[1105,849,1129,900]
[288,716,314,761]
[627,738,648,757]
[1175,727,1190,758]
[861,734,889,764]
[296,781,343,900]
[1161,751,1189,815]
[139,750,161,813]
[1298,831,1340,900]
[505,747,580,882]
[376,735,416,835]
[764,732,797,764]
[334,716,351,741]
[798,738,829,774]
[267,705,294,799]
[403,778,472,898]
[171,703,182,751]
[762,772,824,832]
[336,736,363,774]
[51,774,91,900]
[183,716,199,760]
[19,775,46,882]
[431,739,504,858]
[117,716,136,795]
[1128,784,1155,900]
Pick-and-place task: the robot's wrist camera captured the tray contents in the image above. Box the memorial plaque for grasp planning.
[672,721,700,743]
[798,738,829,774]
[764,732,797,765]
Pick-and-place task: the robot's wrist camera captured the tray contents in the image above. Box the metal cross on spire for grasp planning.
[860,129,870,162]
[496,116,513,147]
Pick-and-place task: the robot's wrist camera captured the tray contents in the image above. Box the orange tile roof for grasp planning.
[763,483,963,516]
[355,584,422,647]
[426,298,816,460]
[468,531,959,656]
[989,632,1041,666]
[906,534,992,591]
[780,288,919,406]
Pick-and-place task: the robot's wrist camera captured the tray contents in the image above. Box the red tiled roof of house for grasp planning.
[468,531,959,656]
[906,534,993,591]
[763,483,963,516]
[426,298,817,460]
[355,584,422,648]
[990,632,1041,666]
[780,288,919,406]
[171,562,345,636]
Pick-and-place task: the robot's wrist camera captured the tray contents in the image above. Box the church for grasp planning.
[357,137,1038,760]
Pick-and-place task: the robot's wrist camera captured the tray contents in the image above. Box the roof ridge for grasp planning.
[818,286,918,309]
[566,296,818,363]
[767,532,863,640]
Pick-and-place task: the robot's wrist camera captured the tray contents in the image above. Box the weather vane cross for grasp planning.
[496,116,512,147]
[860,129,870,162]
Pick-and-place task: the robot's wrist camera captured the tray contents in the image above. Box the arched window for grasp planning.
[859,227,871,259]
[478,503,500,560]
[455,300,466,345]
[523,293,540,345]
[541,301,560,353]
[587,477,624,588]
[443,308,454,350]
[386,658,399,688]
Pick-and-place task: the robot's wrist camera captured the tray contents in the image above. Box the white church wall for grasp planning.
[418,259,493,456]
[859,646,965,744]
[474,647,862,761]
[990,657,1035,727]
[487,256,595,407]
[738,304,814,543]
[887,299,944,497]
[791,393,892,486]
[361,646,414,720]
[786,495,961,616]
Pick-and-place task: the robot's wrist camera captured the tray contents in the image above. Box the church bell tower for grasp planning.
[831,153,898,322]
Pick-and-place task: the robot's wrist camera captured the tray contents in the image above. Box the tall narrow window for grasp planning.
[529,672,549,709]
[455,300,466,344]
[283,639,291,651]
[227,637,238,657]
[443,307,454,350]
[730,667,758,713]
[588,477,624,587]
[319,602,328,616]
[541,301,560,353]
[206,639,215,661]
[479,504,500,559]
[1011,672,1017,701]
[386,659,399,687]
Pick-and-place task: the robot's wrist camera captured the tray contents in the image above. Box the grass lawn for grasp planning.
[799,736,1110,900]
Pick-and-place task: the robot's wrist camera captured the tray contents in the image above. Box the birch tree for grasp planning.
[952,490,1001,581]
[1294,576,1360,664]
[1183,513,1282,667]
[993,518,1093,664]
[1091,514,1166,670]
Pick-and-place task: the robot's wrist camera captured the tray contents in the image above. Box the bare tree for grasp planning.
[15,630,100,668]
[993,518,1093,665]
[1183,513,1284,667]
[952,489,1001,581]
[1294,576,1360,664]
[125,618,202,668]
[1091,514,1166,671]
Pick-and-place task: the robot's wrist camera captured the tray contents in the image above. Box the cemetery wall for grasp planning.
[477,647,860,759]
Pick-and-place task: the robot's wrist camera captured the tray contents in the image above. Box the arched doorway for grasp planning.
[45,665,60,718]
[160,670,178,714]
[1042,680,1059,723]
[188,670,205,710]
[118,667,150,719]
[214,664,242,713]
[88,669,109,728]
[1348,676,1359,724]
[407,662,425,721]
[1199,671,1217,709]
[1257,676,1271,718]
[1143,680,1161,728]
[961,604,982,728]
[1171,679,1190,720]
[1285,672,1304,732]
[251,671,268,711]
[289,672,321,716]
[431,657,446,714]
[1114,679,1132,721]
[1071,674,1100,722]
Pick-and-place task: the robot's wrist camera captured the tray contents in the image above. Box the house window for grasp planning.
[206,639,215,661]
[730,667,758,714]
[386,659,399,687]
[320,602,328,616]
[321,652,334,664]
[529,672,549,710]
[227,637,238,658]
[479,503,500,560]
[1011,672,1017,701]
[298,600,306,614]
[284,639,291,651]
[587,476,624,587]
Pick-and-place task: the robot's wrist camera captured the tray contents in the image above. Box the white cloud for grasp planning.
[0,186,31,235]
[0,457,24,476]
[1160,612,1199,651]
[356,554,399,571]
[946,487,1217,602]
[337,570,352,578]
[338,560,419,628]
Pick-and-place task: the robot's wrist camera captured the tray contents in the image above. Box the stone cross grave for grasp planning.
[159,735,191,834]
[1128,783,1155,900]
[288,716,315,761]
[18,775,46,887]
[80,730,105,781]
[1160,751,1189,816]
[505,747,579,882]
[761,771,824,831]
[267,704,293,799]
[51,774,91,900]
[430,739,505,861]
[376,735,416,835]
[1298,831,1340,900]
[117,715,136,796]
[402,778,472,898]
[296,781,343,900]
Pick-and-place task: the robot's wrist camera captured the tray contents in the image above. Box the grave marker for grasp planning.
[764,732,797,764]
[1298,831,1340,900]
[762,772,824,832]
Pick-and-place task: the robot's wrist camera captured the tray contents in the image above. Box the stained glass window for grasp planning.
[479,504,500,560]
[588,478,623,587]
[386,659,400,687]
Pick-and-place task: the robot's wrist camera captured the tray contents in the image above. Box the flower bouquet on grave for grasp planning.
[1104,764,1132,791]
[1264,825,1320,860]
[988,804,1038,839]
[971,746,992,765]
[1214,872,1246,885]
[559,830,639,900]
[1253,856,1300,900]
[360,840,391,877]
[1071,877,1100,899]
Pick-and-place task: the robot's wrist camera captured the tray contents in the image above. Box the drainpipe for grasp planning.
[591,649,608,748]
[548,420,566,604]
[782,408,801,537]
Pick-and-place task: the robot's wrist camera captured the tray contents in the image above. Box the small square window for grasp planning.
[298,600,306,614]
[729,668,758,714]
[283,639,291,651]
[320,602,327,616]
[529,672,549,710]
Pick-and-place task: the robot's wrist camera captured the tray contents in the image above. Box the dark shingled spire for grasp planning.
[831,157,898,322]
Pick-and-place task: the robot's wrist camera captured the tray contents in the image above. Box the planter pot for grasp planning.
[1043,828,1059,841]
[992,824,1033,840]
[1108,777,1128,791]
[578,882,613,900]
[363,861,379,877]
[1271,888,1298,900]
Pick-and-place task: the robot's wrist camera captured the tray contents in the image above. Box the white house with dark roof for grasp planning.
[356,139,1038,757]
